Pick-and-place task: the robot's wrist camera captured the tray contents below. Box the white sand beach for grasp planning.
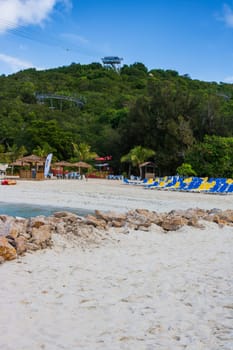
[1,178,233,212]
[0,179,233,349]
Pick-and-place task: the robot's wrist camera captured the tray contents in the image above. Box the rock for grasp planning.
[0,215,9,223]
[135,208,150,215]
[187,216,199,227]
[205,209,233,225]
[188,218,205,229]
[26,242,41,251]
[53,211,78,219]
[192,208,207,218]
[8,219,28,239]
[15,236,27,255]
[0,236,17,261]
[54,222,66,235]
[30,216,47,229]
[161,216,187,231]
[133,210,165,226]
[84,215,107,229]
[210,215,225,225]
[219,210,233,224]
[0,216,28,238]
[31,225,52,247]
[53,212,81,225]
[5,235,17,248]
[208,208,222,214]
[126,214,152,229]
[111,220,125,228]
[20,232,31,240]
[95,210,127,222]
[1,206,232,264]
[53,211,72,218]
[0,216,14,236]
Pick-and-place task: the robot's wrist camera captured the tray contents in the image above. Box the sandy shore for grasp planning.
[0,179,233,349]
[1,178,233,212]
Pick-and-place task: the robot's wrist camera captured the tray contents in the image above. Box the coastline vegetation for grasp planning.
[1,62,233,177]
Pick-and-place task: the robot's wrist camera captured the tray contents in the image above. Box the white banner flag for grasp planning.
[44,153,53,178]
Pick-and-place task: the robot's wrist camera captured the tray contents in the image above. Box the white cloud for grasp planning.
[223,75,233,83]
[0,52,38,72]
[222,4,233,27]
[0,0,72,33]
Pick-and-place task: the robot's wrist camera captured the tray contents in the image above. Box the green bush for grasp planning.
[176,163,197,176]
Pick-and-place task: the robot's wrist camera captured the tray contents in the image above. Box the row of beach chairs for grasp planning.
[123,176,233,194]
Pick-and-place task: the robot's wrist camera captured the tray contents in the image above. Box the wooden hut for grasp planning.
[16,154,45,180]
[139,162,156,179]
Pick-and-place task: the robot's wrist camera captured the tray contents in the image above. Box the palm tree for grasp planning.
[72,142,97,162]
[33,143,54,158]
[4,144,27,162]
[121,145,155,178]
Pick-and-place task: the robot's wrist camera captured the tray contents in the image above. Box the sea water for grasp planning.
[0,202,93,218]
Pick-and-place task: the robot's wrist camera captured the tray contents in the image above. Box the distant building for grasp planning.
[101,56,123,70]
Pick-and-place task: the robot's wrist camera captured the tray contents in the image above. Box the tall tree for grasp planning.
[121,145,155,178]
[71,142,97,162]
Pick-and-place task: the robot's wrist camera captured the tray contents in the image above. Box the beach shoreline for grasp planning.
[0,179,233,349]
[1,178,233,213]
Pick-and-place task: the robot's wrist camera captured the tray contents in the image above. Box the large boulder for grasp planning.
[31,224,52,248]
[30,216,48,229]
[84,215,107,229]
[8,218,28,239]
[161,215,187,231]
[0,236,17,261]
[0,216,28,238]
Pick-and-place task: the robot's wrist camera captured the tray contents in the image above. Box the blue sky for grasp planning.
[0,0,233,82]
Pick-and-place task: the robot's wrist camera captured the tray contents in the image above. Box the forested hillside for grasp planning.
[1,61,233,176]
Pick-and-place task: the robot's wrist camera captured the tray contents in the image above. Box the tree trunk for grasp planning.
[139,166,142,179]
[128,163,132,178]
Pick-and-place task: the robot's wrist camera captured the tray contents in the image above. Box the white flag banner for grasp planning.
[44,153,53,177]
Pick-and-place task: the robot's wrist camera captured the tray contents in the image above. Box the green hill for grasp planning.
[1,62,233,176]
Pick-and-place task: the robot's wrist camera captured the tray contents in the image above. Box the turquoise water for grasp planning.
[0,202,93,218]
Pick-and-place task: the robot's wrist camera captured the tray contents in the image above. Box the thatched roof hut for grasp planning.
[16,154,45,165]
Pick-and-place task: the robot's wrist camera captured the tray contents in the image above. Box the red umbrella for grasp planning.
[95,155,112,161]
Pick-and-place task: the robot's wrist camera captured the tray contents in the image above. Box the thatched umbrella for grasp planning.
[53,161,74,177]
[73,161,92,174]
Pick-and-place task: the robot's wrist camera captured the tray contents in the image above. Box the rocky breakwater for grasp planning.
[0,208,233,263]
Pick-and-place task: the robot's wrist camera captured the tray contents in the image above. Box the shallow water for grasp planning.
[0,202,93,218]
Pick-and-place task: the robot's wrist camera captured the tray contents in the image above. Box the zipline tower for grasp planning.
[101,56,123,71]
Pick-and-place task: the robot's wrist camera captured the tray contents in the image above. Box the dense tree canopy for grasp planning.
[121,146,155,178]
[1,62,233,176]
